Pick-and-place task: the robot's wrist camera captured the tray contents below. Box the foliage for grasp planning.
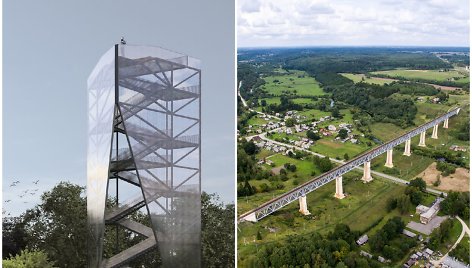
[246,224,381,268]
[450,238,470,264]
[323,83,417,127]
[436,161,456,176]
[396,194,412,214]
[3,217,28,258]
[404,186,423,206]
[242,140,259,155]
[285,117,296,127]
[4,182,235,267]
[409,178,426,191]
[3,249,56,268]
[440,192,470,218]
[201,193,235,268]
[428,219,454,250]
[307,130,321,141]
[313,156,334,173]
[369,217,413,261]
[338,129,348,139]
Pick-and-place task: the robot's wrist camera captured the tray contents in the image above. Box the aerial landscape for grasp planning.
[237,46,470,267]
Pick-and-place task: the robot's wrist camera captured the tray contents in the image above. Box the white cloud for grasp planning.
[238,0,470,47]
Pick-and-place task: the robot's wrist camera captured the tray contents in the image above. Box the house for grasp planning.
[423,248,433,258]
[356,234,368,245]
[420,198,443,224]
[360,250,372,259]
[449,145,467,152]
[403,229,417,238]
[416,205,429,214]
[403,259,416,268]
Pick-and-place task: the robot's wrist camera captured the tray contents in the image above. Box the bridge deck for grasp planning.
[239,108,460,222]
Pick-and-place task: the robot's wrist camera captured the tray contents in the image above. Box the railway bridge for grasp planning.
[239,108,460,222]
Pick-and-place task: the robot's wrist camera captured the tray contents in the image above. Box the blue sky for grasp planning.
[4,0,235,216]
[238,0,470,47]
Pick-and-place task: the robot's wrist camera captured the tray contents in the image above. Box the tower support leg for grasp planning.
[419,131,426,147]
[334,176,345,199]
[299,196,310,215]
[431,124,438,139]
[403,139,411,156]
[361,161,373,183]
[443,118,449,129]
[385,149,394,168]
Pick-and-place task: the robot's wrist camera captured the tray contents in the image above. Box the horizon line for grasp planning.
[237,45,471,49]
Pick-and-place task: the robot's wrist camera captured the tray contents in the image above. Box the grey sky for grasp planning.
[238,0,470,47]
[4,0,235,216]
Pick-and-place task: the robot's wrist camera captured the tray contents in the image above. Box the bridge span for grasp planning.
[239,107,460,222]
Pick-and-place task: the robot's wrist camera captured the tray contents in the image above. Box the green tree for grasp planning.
[396,195,411,214]
[285,118,296,127]
[307,130,321,141]
[343,153,349,161]
[21,182,87,267]
[201,192,235,267]
[242,140,258,155]
[338,129,348,139]
[3,249,56,268]
[409,178,426,191]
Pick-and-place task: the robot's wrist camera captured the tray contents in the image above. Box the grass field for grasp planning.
[246,115,269,126]
[371,69,469,83]
[238,174,408,265]
[310,139,370,159]
[340,73,397,85]
[261,71,325,96]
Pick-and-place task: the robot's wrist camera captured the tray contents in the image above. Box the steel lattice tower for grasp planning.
[87,44,201,267]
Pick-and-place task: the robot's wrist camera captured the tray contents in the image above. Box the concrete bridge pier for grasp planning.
[361,161,373,183]
[334,176,345,199]
[431,124,439,139]
[384,149,394,168]
[443,118,449,128]
[298,196,311,215]
[403,139,411,156]
[419,131,426,147]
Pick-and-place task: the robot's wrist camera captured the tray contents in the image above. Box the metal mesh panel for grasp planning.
[87,47,116,267]
[118,45,201,267]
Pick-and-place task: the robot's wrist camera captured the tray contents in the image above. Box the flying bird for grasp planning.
[33,180,39,185]
[5,200,11,203]
[14,180,20,184]
[10,183,16,187]
[121,37,126,45]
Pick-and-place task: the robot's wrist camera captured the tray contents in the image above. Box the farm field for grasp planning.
[340,73,397,85]
[261,71,325,96]
[371,69,469,83]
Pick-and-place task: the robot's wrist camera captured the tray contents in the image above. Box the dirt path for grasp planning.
[415,162,470,192]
